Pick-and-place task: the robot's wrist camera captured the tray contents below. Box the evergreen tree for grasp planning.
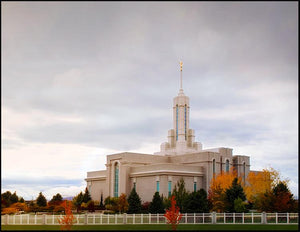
[10,191,19,204]
[72,192,84,212]
[225,178,246,212]
[36,192,47,207]
[50,193,63,205]
[184,189,209,213]
[127,188,142,213]
[99,192,105,209]
[83,187,92,203]
[19,197,25,203]
[1,191,12,208]
[149,192,164,213]
[172,178,189,211]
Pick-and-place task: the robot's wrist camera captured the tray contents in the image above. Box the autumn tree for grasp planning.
[245,167,287,204]
[208,168,238,212]
[104,196,119,212]
[118,193,129,213]
[164,195,183,231]
[36,192,47,207]
[127,188,142,213]
[58,201,75,231]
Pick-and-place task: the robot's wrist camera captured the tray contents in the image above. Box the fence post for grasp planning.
[34,214,37,224]
[141,213,143,224]
[157,213,159,224]
[84,213,88,225]
[287,213,289,224]
[276,212,278,224]
[194,213,196,224]
[123,213,126,224]
[42,214,46,225]
[262,212,266,224]
[20,215,22,224]
[133,214,135,224]
[203,212,204,224]
[13,215,15,224]
[252,212,253,224]
[242,213,244,224]
[185,213,187,224]
[27,214,29,225]
[149,213,151,224]
[212,212,216,224]
[100,213,102,224]
[233,212,235,224]
[5,214,9,225]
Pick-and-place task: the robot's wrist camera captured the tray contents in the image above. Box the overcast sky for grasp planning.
[2,2,298,200]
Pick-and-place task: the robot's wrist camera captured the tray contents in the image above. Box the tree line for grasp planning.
[1,167,298,215]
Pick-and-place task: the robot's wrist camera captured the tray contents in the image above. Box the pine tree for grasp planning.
[99,192,105,209]
[72,192,83,212]
[83,187,92,203]
[184,189,209,213]
[127,188,142,213]
[10,192,19,204]
[149,192,164,214]
[36,192,47,207]
[172,178,189,211]
[225,178,246,212]
[50,193,63,205]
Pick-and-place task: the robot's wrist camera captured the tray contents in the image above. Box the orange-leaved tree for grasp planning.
[164,195,183,231]
[244,167,289,204]
[57,200,75,231]
[208,167,240,212]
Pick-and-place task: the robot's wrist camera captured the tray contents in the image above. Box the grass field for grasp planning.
[1,224,298,231]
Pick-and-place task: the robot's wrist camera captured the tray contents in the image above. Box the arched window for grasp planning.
[213,159,216,176]
[226,160,230,172]
[114,162,119,197]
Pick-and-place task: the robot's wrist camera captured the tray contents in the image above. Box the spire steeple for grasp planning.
[179,61,184,96]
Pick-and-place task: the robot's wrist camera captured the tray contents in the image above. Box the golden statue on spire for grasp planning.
[180,61,183,71]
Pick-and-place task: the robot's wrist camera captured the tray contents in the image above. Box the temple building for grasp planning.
[85,62,254,202]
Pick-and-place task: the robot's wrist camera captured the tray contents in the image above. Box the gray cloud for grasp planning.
[2,2,298,197]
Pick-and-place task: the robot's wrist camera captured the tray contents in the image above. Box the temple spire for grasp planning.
[179,61,184,95]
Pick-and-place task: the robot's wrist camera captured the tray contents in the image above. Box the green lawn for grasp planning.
[1,224,298,231]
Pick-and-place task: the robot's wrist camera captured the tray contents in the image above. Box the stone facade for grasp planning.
[85,68,255,202]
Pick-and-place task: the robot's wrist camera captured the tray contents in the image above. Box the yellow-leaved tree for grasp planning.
[245,167,289,204]
[208,168,242,212]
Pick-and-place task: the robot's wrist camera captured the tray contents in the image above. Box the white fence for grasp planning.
[1,212,298,225]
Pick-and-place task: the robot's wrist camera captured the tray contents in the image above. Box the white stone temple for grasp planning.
[85,62,255,202]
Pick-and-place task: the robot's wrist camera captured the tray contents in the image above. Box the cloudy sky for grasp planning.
[2,2,298,200]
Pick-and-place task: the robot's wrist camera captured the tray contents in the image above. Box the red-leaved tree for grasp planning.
[164,195,183,231]
[57,200,75,230]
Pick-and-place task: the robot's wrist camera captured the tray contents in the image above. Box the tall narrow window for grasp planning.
[176,105,178,141]
[226,160,230,172]
[184,105,187,140]
[168,181,172,197]
[193,182,197,192]
[213,159,216,176]
[156,181,160,192]
[114,163,119,197]
[243,162,246,184]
